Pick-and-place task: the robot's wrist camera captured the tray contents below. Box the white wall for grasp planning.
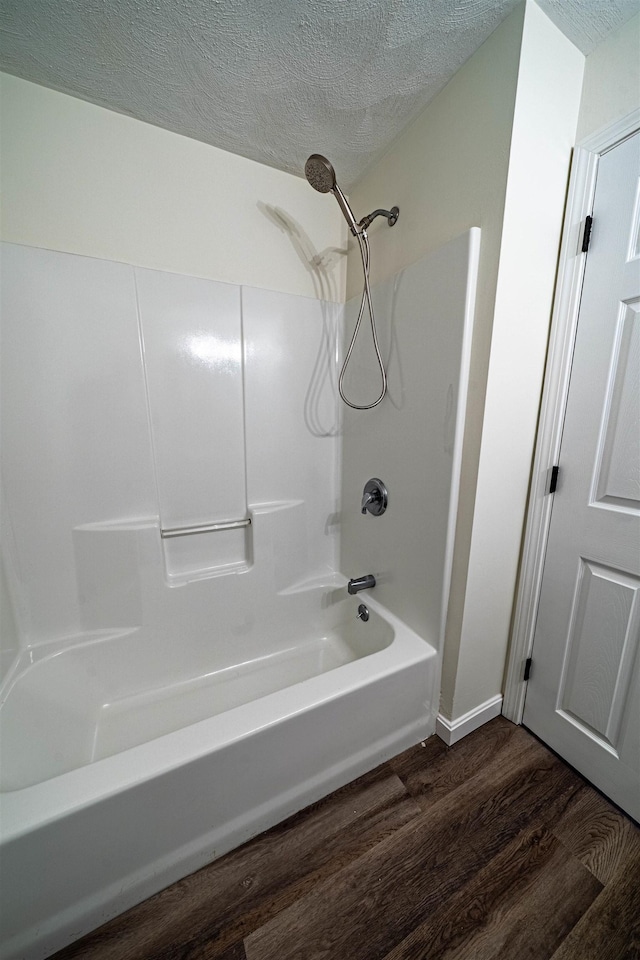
[452,1,584,719]
[0,74,346,302]
[576,13,640,143]
[0,73,346,670]
[1,243,342,659]
[345,0,585,723]
[340,230,479,660]
[345,4,524,718]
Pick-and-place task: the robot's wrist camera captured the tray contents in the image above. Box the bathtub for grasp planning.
[0,581,437,960]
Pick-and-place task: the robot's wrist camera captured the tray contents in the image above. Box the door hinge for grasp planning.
[581,215,593,253]
[524,657,533,682]
[548,465,560,494]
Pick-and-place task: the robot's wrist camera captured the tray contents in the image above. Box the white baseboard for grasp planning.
[436,694,503,746]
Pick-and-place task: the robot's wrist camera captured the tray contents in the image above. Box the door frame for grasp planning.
[503,107,640,724]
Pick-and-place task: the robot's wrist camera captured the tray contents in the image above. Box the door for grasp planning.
[523,131,640,821]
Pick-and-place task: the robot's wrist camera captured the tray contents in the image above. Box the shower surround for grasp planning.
[0,230,478,960]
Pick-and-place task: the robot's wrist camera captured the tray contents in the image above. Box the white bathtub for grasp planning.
[0,583,437,960]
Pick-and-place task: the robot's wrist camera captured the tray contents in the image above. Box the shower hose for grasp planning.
[338,229,387,410]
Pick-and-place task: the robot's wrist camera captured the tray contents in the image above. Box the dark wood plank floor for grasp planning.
[52,717,640,960]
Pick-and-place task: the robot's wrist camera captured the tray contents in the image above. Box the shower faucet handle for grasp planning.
[361,478,388,516]
[361,490,376,513]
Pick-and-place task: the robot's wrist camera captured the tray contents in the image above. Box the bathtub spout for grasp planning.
[347,575,376,595]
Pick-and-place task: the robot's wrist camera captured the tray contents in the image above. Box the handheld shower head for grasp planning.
[304,154,336,194]
[304,153,359,236]
[301,153,399,411]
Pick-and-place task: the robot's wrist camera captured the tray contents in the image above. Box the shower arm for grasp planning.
[358,206,400,231]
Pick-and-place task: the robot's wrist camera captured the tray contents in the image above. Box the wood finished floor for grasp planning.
[52,717,640,960]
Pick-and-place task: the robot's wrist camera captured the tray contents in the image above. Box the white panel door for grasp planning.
[523,131,640,820]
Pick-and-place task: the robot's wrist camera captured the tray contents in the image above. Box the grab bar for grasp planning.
[160,518,251,539]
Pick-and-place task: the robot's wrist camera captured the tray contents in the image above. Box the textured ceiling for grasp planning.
[1,0,637,187]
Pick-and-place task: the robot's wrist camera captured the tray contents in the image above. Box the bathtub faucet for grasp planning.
[347,575,376,595]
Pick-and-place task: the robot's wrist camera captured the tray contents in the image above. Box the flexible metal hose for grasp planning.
[338,230,387,410]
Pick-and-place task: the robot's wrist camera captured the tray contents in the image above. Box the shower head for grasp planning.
[304,153,359,236]
[304,154,336,194]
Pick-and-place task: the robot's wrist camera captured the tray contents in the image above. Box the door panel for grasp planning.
[594,302,640,508]
[523,131,640,821]
[558,559,639,749]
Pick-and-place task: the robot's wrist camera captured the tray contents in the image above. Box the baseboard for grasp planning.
[436,694,503,746]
